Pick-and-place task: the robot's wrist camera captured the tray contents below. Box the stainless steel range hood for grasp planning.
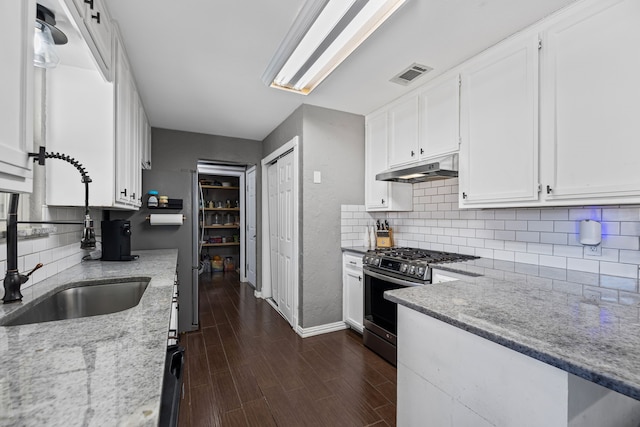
[376,154,458,183]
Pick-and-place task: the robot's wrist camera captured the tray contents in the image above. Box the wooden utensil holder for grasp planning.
[376,229,393,248]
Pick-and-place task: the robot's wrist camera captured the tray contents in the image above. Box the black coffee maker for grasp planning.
[101,219,137,261]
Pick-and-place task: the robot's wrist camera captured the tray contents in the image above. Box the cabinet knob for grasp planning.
[546,185,552,194]
[91,11,101,24]
[84,0,94,9]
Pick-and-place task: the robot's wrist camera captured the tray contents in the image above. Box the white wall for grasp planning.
[342,177,640,303]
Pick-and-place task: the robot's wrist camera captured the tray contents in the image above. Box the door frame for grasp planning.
[245,165,257,287]
[260,136,299,329]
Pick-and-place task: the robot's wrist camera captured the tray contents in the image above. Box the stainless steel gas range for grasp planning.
[362,247,478,365]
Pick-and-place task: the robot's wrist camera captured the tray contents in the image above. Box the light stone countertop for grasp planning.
[341,246,370,255]
[0,248,179,427]
[386,267,640,401]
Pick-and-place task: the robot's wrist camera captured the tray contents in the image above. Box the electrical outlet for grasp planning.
[584,245,601,257]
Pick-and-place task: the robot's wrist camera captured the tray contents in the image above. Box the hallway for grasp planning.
[178,272,397,426]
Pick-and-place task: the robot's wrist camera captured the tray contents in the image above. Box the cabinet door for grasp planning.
[459,33,539,207]
[418,74,460,160]
[365,112,391,210]
[115,37,133,205]
[388,96,419,167]
[0,0,34,193]
[343,254,363,333]
[84,0,112,73]
[541,0,640,204]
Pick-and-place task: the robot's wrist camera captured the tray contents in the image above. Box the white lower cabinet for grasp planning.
[343,253,364,333]
[0,0,34,193]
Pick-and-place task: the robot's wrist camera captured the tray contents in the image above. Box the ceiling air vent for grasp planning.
[390,63,433,86]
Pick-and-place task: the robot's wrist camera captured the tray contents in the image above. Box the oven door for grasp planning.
[363,268,423,365]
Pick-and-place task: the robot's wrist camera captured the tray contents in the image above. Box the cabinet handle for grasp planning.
[130,192,136,200]
[411,150,415,157]
[462,192,467,199]
[358,276,362,282]
[91,11,101,24]
[546,185,552,194]
[349,261,357,265]
[381,198,385,205]
[420,148,424,155]
[84,0,94,9]
[121,189,127,197]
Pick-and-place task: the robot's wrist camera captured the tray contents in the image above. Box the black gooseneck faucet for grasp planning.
[2,148,96,303]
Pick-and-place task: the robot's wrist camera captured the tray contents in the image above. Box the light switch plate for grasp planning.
[313,171,321,184]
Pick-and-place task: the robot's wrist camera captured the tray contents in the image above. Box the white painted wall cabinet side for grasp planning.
[342,253,364,333]
[365,111,413,211]
[459,32,540,208]
[418,74,461,161]
[540,0,640,204]
[64,0,113,81]
[0,0,35,193]
[387,96,420,167]
[140,106,152,170]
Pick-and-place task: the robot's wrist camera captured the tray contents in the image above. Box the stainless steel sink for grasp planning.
[1,278,150,326]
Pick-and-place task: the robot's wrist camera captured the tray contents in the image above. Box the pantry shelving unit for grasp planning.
[198,178,241,269]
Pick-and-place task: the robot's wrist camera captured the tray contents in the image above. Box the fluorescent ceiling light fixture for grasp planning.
[262,0,407,95]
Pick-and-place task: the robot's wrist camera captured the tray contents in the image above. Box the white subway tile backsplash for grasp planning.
[553,245,584,259]
[541,209,569,220]
[539,255,567,269]
[517,210,541,220]
[600,275,637,292]
[528,221,554,232]
[540,232,568,245]
[620,222,640,236]
[602,235,640,251]
[476,229,495,239]
[600,262,638,279]
[602,207,640,221]
[569,208,602,221]
[505,220,527,231]
[515,252,539,265]
[516,231,540,243]
[527,243,553,255]
[495,230,516,241]
[495,210,516,220]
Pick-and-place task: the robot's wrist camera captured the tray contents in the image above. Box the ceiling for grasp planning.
[58,0,578,141]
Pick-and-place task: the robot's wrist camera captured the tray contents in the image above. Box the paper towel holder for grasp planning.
[579,219,601,246]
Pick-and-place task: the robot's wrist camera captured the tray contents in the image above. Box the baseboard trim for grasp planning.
[254,290,263,299]
[295,321,348,338]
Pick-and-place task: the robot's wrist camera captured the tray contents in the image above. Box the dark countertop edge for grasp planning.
[341,246,369,255]
[386,292,640,401]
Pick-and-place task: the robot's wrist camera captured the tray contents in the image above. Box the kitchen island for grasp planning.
[0,249,178,427]
[386,266,640,427]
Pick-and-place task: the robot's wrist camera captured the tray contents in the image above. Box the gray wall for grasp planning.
[112,127,262,332]
[262,104,365,328]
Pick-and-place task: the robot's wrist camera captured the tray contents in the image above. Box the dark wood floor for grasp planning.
[178,271,397,427]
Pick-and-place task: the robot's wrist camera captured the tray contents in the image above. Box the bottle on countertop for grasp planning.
[147,190,158,208]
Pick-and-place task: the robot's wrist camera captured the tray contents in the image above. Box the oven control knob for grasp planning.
[363,256,369,265]
[409,265,416,275]
[373,258,380,266]
[400,263,408,273]
[417,266,425,277]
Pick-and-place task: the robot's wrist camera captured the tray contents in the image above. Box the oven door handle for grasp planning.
[364,268,425,287]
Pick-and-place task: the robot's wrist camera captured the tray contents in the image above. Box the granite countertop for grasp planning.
[341,246,370,255]
[0,249,179,427]
[386,267,640,401]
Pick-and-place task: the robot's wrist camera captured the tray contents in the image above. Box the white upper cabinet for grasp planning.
[65,0,113,80]
[46,11,145,209]
[387,96,419,167]
[0,0,35,193]
[459,33,540,208]
[365,111,413,212]
[540,0,640,205]
[418,74,460,161]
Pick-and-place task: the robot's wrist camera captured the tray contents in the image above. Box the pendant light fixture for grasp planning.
[34,4,68,69]
[262,0,407,95]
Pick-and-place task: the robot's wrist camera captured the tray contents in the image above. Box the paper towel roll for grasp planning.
[149,214,184,226]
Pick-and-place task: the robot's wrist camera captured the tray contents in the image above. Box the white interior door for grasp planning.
[246,166,257,287]
[267,163,279,304]
[277,151,294,325]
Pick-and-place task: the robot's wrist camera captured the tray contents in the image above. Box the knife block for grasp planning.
[376,229,393,248]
